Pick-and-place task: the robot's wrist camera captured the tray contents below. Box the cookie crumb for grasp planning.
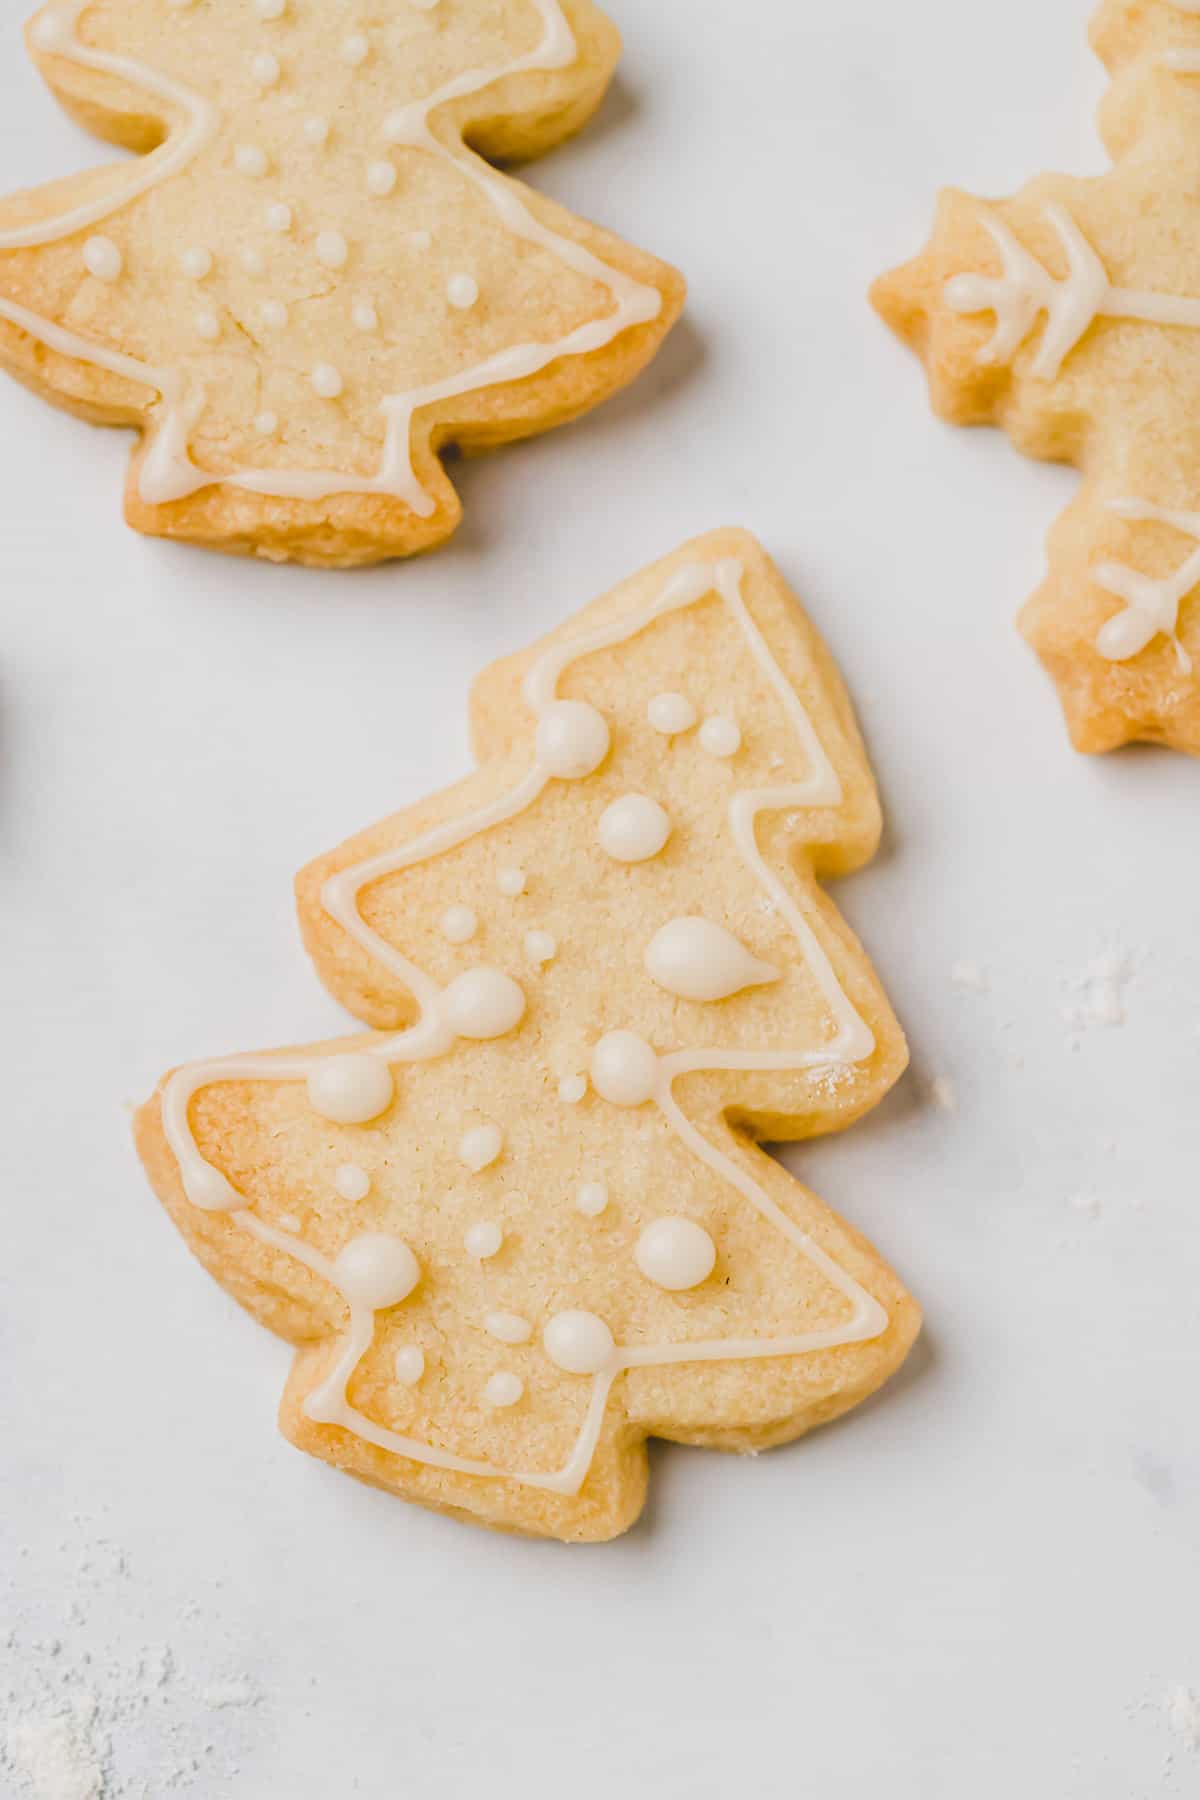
[929,1075,957,1112]
[950,960,989,992]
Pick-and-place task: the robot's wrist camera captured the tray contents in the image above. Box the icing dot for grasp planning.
[260,299,288,328]
[447,273,479,310]
[590,1031,658,1107]
[485,1311,532,1345]
[254,408,279,437]
[648,692,697,735]
[440,905,477,944]
[255,0,286,15]
[576,1182,608,1218]
[394,1345,425,1386]
[341,31,369,64]
[409,229,433,251]
[312,363,344,399]
[699,715,741,758]
[484,1373,524,1408]
[306,1054,393,1124]
[240,246,267,276]
[352,299,379,332]
[497,867,526,897]
[83,235,122,281]
[194,308,220,341]
[250,51,280,85]
[334,1163,371,1202]
[524,930,557,964]
[234,144,269,177]
[180,246,212,280]
[558,1074,587,1104]
[382,107,416,143]
[466,1221,503,1260]
[31,13,69,49]
[265,201,293,233]
[944,275,987,314]
[543,1311,614,1376]
[597,794,671,864]
[459,1124,503,1172]
[536,701,610,780]
[316,229,349,269]
[303,115,330,146]
[644,916,780,1003]
[367,160,397,196]
[635,1217,716,1291]
[334,1233,419,1310]
[442,968,526,1041]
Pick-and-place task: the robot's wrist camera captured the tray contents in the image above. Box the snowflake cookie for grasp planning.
[0,0,684,566]
[872,0,1200,755]
[135,530,921,1541]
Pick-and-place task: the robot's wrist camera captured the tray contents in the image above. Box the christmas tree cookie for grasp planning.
[0,0,683,566]
[136,531,920,1541]
[873,0,1200,755]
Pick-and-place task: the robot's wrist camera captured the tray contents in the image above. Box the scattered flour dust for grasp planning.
[1126,1681,1200,1786]
[5,1699,104,1800]
[1,1518,264,1799]
[1164,1684,1200,1753]
[1061,945,1142,1035]
[950,960,990,993]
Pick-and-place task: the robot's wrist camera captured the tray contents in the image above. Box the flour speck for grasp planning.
[1061,946,1141,1034]
[1164,1684,1200,1753]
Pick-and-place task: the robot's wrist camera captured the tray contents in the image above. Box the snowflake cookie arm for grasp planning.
[871,4,1200,754]
[135,531,919,1542]
[0,0,684,569]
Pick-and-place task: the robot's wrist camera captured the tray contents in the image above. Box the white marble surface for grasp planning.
[2,1,1198,1794]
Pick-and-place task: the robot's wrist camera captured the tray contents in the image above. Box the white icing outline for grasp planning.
[1093,498,1197,672]
[161,560,888,1497]
[1,0,662,516]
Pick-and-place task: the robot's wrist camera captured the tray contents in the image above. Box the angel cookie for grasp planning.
[0,0,683,567]
[872,0,1200,754]
[135,531,920,1541]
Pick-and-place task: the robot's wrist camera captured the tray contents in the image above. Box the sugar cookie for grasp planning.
[873,0,1200,754]
[136,530,920,1541]
[1,0,684,566]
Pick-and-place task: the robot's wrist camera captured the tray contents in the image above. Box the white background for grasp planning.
[2,1,1198,1794]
